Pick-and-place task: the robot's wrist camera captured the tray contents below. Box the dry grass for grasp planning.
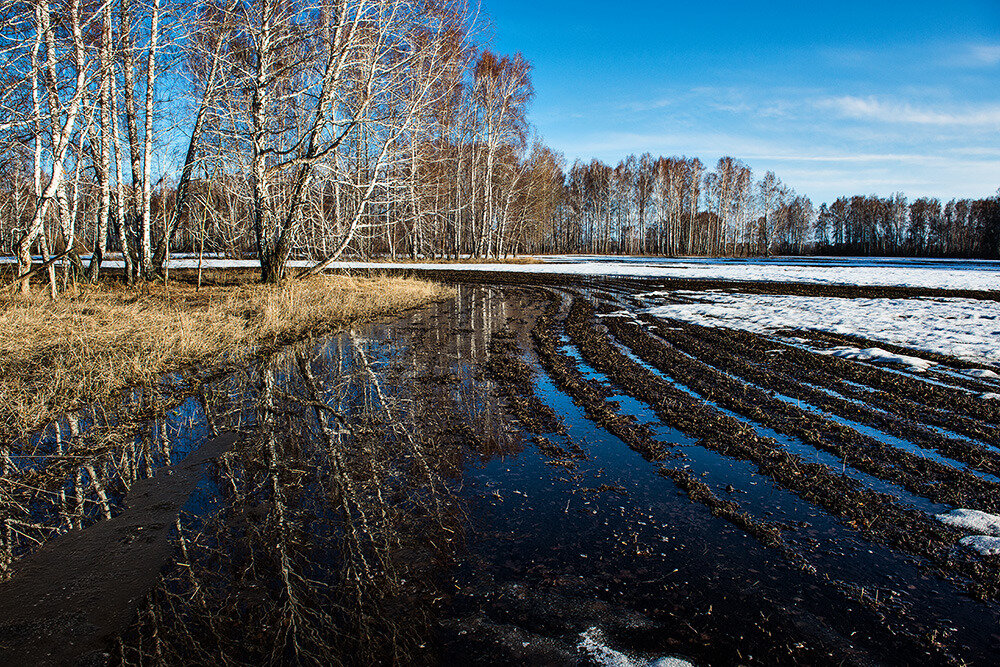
[0,275,452,442]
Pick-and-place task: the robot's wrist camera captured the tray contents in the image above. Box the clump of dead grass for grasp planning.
[0,275,452,442]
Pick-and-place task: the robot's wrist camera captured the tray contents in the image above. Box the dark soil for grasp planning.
[0,433,239,666]
[4,278,1000,665]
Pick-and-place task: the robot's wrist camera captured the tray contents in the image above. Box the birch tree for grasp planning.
[12,0,90,294]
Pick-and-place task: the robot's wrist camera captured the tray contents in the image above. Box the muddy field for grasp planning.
[2,275,1000,665]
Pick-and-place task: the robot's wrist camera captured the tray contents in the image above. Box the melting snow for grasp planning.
[578,627,695,667]
[7,255,1000,291]
[935,509,1000,536]
[642,292,999,366]
[959,536,1000,556]
[823,346,933,371]
[936,510,1000,557]
[964,369,1000,379]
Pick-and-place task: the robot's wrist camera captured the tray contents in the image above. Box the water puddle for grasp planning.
[3,286,999,665]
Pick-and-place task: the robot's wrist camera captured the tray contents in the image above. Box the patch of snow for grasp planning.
[577,627,695,667]
[981,393,1000,400]
[528,256,1000,291]
[959,536,1000,556]
[935,509,1000,536]
[641,292,999,366]
[963,368,1000,379]
[824,346,933,371]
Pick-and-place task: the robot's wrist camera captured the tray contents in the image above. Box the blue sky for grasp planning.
[481,0,1000,204]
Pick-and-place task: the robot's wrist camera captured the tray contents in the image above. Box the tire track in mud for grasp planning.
[481,292,974,665]
[599,286,1000,454]
[732,323,1000,428]
[369,276,1000,661]
[689,316,1000,444]
[558,293,1000,604]
[485,332,566,437]
[483,289,796,552]
[600,307,1000,516]
[636,315,1000,481]
[603,334,952,518]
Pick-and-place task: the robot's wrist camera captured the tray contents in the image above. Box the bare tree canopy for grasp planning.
[0,0,997,293]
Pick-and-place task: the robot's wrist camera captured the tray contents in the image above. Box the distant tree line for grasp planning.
[508,154,999,259]
[1,0,997,297]
[813,194,1000,258]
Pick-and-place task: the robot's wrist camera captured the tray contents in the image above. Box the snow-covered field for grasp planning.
[640,291,1000,367]
[6,254,998,365]
[325,255,1000,291]
[4,255,999,291]
[529,256,1000,290]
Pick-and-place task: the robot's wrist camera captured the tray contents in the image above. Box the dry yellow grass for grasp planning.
[0,275,452,442]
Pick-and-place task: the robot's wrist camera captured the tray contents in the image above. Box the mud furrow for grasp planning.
[670,316,1000,447]
[602,309,1000,514]
[693,320,999,427]
[485,332,566,437]
[638,315,1000,479]
[524,292,986,664]
[560,294,1000,603]
[528,303,790,552]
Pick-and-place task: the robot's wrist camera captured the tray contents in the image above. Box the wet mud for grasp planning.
[2,280,1000,665]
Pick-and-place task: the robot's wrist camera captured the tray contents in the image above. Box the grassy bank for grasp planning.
[0,274,452,442]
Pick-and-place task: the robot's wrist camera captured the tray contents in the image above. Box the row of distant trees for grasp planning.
[532,156,1000,258]
[1,0,997,295]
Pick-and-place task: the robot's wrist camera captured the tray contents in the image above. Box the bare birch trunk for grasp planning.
[139,0,161,278]
[16,0,88,294]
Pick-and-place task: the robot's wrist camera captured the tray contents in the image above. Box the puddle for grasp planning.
[3,286,999,665]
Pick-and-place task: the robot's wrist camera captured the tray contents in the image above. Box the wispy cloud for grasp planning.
[961,44,1000,67]
[817,96,1000,127]
[550,127,1000,203]
[619,87,812,120]
[750,153,930,163]
[618,98,675,113]
[824,43,1000,70]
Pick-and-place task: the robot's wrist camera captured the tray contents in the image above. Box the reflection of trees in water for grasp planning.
[118,298,520,664]
[0,378,248,578]
[0,287,521,662]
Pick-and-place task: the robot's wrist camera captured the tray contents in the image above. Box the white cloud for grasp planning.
[964,44,1000,67]
[818,96,1000,127]
[619,98,674,112]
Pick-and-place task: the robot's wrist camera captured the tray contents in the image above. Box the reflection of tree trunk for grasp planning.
[73,469,84,531]
[260,362,313,657]
[142,435,154,479]
[348,333,444,517]
[66,415,83,530]
[159,417,171,466]
[292,351,378,556]
[54,424,72,531]
[84,464,112,521]
[0,437,10,574]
